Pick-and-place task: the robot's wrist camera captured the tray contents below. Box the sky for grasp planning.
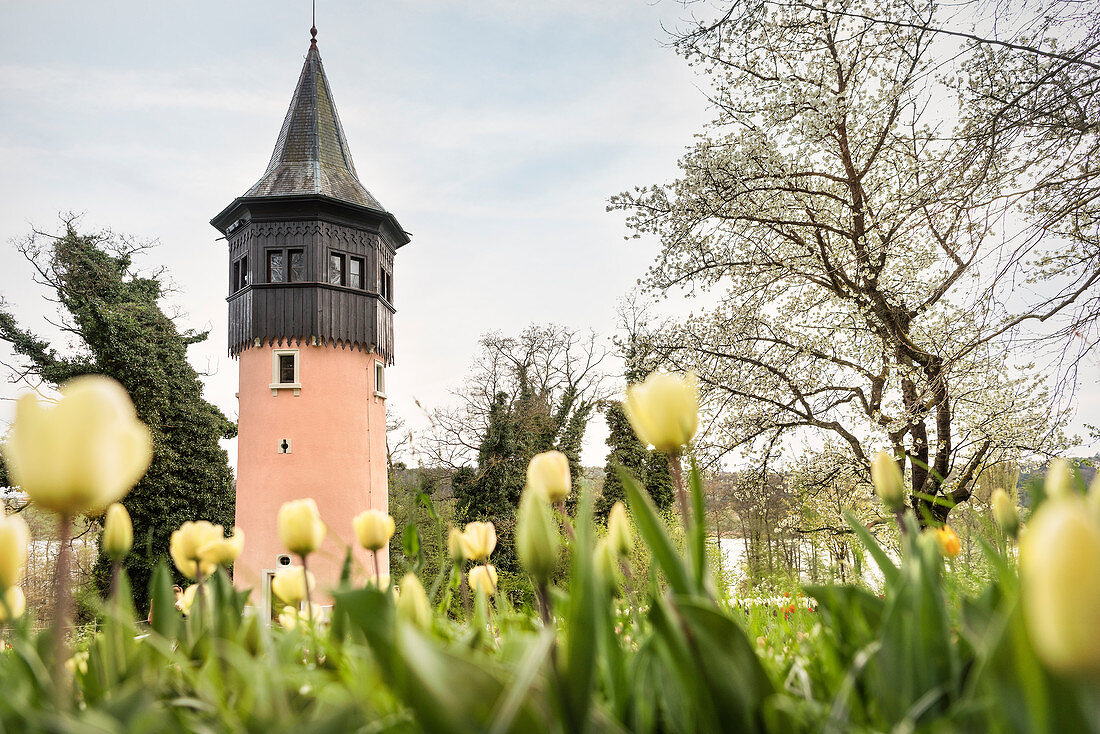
[0,0,714,468]
[1,1,1097,473]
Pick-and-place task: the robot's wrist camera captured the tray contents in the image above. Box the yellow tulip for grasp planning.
[1045,458,1075,500]
[278,603,324,630]
[460,521,497,562]
[353,509,395,551]
[169,521,223,579]
[278,498,326,556]
[1021,497,1100,673]
[526,451,571,503]
[278,607,300,630]
[468,564,498,595]
[623,372,699,454]
[607,501,633,556]
[517,485,560,584]
[365,573,390,589]
[870,452,906,511]
[271,565,314,607]
[0,586,25,622]
[101,503,133,561]
[447,527,466,563]
[934,526,962,557]
[395,573,432,630]
[0,512,30,589]
[991,489,1020,538]
[199,526,245,566]
[65,650,89,676]
[2,376,153,515]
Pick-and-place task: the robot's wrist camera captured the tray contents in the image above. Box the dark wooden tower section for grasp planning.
[211,35,410,363]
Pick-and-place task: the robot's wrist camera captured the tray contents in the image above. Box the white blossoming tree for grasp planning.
[612,0,1072,525]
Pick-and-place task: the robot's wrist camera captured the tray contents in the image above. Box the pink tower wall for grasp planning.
[233,342,389,601]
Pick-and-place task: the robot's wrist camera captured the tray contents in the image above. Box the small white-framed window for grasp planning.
[270,349,301,396]
[374,360,386,399]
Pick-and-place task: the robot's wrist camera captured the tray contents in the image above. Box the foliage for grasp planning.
[0,221,236,610]
[422,325,608,473]
[4,457,1099,732]
[388,467,455,588]
[441,326,608,575]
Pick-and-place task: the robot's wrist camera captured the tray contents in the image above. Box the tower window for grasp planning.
[278,354,295,384]
[289,249,305,282]
[270,349,301,394]
[268,250,286,283]
[349,257,364,289]
[380,265,393,302]
[266,248,306,282]
[374,361,386,398]
[232,255,249,292]
[328,253,346,286]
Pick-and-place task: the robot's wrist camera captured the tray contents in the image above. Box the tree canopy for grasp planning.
[612,0,1074,524]
[430,325,608,575]
[0,219,236,609]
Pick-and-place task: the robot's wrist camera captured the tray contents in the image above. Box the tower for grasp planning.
[211,29,409,601]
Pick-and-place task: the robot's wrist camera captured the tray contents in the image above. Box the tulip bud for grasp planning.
[278,498,326,557]
[169,521,223,579]
[607,502,633,557]
[396,573,432,630]
[241,614,265,655]
[1045,458,1075,501]
[991,489,1020,539]
[623,372,699,454]
[102,503,133,561]
[353,509,395,551]
[870,452,906,511]
[517,486,560,584]
[0,586,25,622]
[271,565,315,607]
[917,529,942,565]
[594,537,621,592]
[65,650,89,676]
[468,564,498,595]
[934,526,962,557]
[447,527,466,563]
[526,451,571,504]
[1020,497,1100,673]
[460,522,497,562]
[0,513,30,589]
[2,376,153,516]
[365,573,390,589]
[200,526,245,566]
[278,607,301,630]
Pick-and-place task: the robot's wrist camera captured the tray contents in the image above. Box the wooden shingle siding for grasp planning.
[223,213,398,363]
[227,282,395,363]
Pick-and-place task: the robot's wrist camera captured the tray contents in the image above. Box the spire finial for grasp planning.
[310,0,317,45]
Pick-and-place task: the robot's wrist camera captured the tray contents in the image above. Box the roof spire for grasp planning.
[239,28,387,212]
[310,0,317,45]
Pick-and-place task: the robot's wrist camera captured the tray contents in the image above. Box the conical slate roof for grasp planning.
[243,38,386,212]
